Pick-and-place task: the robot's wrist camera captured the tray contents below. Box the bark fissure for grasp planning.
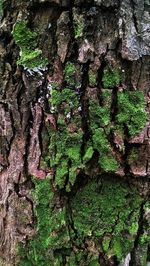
[0,0,150,265]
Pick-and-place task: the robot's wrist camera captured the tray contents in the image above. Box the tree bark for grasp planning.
[0,0,150,265]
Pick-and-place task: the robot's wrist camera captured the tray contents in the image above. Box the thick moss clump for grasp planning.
[64,62,77,87]
[71,178,142,261]
[18,178,70,265]
[13,21,48,69]
[88,91,119,172]
[102,68,120,88]
[48,87,83,191]
[117,91,147,136]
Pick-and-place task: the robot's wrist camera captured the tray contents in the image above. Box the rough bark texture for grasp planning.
[0,0,150,265]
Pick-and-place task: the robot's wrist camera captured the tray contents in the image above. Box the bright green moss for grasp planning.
[71,178,142,261]
[102,237,111,252]
[92,128,118,172]
[55,160,68,188]
[17,49,48,69]
[99,155,119,172]
[18,177,70,265]
[129,222,139,235]
[139,234,150,244]
[88,94,118,172]
[13,21,37,48]
[117,91,147,136]
[92,128,110,153]
[49,87,78,111]
[13,21,48,69]
[73,10,84,39]
[89,99,111,128]
[102,68,120,88]
[48,86,83,189]
[67,146,81,165]
[64,62,76,86]
[83,146,94,163]
[88,88,147,172]
[112,237,124,261]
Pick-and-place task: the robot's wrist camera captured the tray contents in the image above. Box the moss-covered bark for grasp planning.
[0,0,150,265]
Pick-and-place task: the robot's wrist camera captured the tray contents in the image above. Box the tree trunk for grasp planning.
[0,0,150,265]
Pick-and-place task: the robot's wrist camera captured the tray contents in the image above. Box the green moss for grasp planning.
[139,201,150,245]
[92,128,118,172]
[13,21,37,48]
[49,87,78,111]
[88,88,147,171]
[129,222,139,235]
[88,93,118,172]
[17,49,48,69]
[99,155,118,172]
[89,70,97,87]
[102,68,120,88]
[89,258,100,266]
[92,128,109,153]
[117,91,147,136]
[83,146,94,164]
[128,148,139,164]
[48,86,83,189]
[0,0,3,17]
[55,160,68,188]
[73,11,84,39]
[13,21,48,69]
[89,100,111,129]
[139,234,150,244]
[18,177,70,265]
[102,237,111,252]
[64,62,76,86]
[112,237,124,261]
[71,178,142,261]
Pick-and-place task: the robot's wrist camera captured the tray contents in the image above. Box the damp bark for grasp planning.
[0,0,150,265]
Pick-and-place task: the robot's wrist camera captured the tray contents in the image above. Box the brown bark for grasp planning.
[0,0,150,265]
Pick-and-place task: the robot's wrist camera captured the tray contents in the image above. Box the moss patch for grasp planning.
[71,178,142,261]
[117,91,147,136]
[73,9,84,39]
[88,91,119,172]
[48,87,83,191]
[102,68,120,88]
[18,177,70,265]
[64,62,76,87]
[13,21,48,69]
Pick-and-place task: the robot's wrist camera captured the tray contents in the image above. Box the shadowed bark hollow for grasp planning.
[0,0,150,265]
